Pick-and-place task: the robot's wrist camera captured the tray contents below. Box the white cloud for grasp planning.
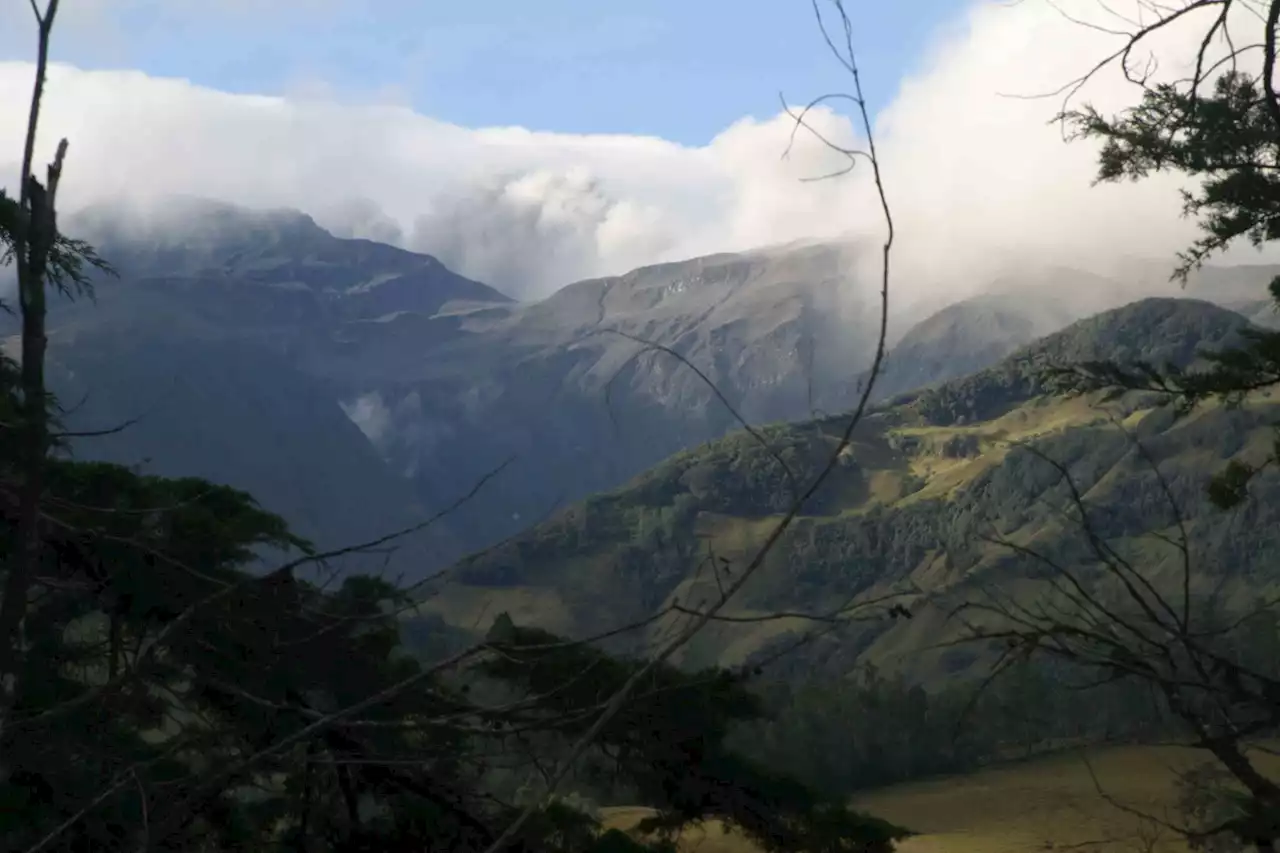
[0,1,1271,304]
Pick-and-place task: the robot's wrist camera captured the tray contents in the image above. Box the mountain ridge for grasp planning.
[412,296,1280,680]
[25,198,1280,569]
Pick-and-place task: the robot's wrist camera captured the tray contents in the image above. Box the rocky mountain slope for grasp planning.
[24,204,887,562]
[23,200,507,575]
[41,327,456,577]
[418,297,1280,681]
[17,199,1280,574]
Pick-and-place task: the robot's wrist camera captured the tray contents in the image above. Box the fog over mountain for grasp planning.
[4,195,1271,571]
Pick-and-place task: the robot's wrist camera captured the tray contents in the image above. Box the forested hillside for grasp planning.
[425,298,1277,680]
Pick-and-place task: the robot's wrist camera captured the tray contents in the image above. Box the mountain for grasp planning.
[40,326,457,577]
[893,296,1251,424]
[14,199,506,577]
[414,297,1279,680]
[63,198,512,341]
[28,199,1280,569]
[845,291,1082,403]
[39,210,890,557]
[343,241,883,548]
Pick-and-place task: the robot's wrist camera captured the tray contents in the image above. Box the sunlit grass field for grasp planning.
[602,744,1280,853]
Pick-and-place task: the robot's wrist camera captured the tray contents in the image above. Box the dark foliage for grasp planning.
[1050,70,1280,420]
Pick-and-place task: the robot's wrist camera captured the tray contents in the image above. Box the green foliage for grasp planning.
[1066,72,1280,280]
[626,425,848,517]
[1207,457,1259,510]
[0,188,115,301]
[1055,71,1280,409]
[736,662,1170,799]
[480,621,911,853]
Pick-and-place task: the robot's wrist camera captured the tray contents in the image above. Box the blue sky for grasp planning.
[15,0,971,144]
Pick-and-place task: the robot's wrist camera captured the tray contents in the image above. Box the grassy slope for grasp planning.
[602,745,1280,852]
[420,298,1280,678]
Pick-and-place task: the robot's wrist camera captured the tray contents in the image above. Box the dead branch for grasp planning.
[478,3,896,850]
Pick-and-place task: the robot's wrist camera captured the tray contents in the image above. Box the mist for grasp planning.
[0,0,1273,305]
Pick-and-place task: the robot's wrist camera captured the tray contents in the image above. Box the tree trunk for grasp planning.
[0,2,62,715]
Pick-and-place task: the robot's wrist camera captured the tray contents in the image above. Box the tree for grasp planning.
[956,431,1280,852]
[0,434,909,852]
[0,0,113,725]
[918,7,1280,848]
[1043,2,1280,426]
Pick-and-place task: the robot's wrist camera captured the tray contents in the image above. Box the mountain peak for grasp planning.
[900,297,1252,426]
[46,197,513,339]
[1023,296,1249,366]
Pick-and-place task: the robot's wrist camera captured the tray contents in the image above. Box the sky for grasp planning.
[0,1,969,145]
[0,1,1267,304]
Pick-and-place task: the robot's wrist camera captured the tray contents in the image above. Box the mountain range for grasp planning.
[7,197,1278,590]
[425,297,1280,681]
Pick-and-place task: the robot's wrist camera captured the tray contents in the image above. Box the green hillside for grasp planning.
[421,297,1279,680]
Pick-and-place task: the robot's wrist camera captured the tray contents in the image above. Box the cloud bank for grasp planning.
[0,1,1269,304]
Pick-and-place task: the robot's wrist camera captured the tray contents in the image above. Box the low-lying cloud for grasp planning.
[0,1,1271,304]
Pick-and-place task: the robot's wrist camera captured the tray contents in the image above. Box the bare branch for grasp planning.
[479,3,896,849]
